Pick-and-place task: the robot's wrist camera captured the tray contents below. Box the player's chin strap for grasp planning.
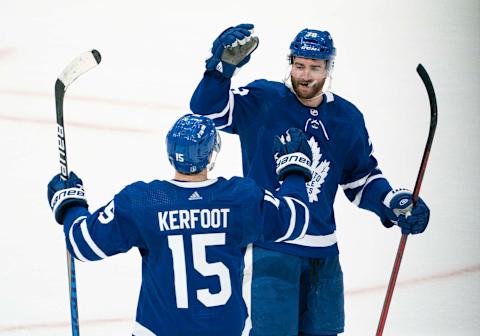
[207,132,222,172]
[282,65,333,103]
[207,151,218,172]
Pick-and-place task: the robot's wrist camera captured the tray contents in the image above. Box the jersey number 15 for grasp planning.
[167,233,232,308]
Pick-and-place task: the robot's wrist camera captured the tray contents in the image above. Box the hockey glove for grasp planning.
[274,128,313,182]
[383,188,430,235]
[206,23,259,78]
[48,171,88,224]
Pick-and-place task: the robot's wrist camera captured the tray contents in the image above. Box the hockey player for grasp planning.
[47,114,313,336]
[190,25,431,335]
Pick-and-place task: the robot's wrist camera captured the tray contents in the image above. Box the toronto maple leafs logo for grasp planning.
[306,136,330,203]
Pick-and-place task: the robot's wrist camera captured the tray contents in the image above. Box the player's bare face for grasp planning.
[291,58,327,99]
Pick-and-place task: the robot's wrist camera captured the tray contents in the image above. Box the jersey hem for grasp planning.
[254,242,339,258]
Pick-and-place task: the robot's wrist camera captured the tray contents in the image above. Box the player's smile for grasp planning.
[296,81,313,95]
[292,77,323,99]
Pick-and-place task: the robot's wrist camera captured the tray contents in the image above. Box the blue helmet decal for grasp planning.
[166,114,221,174]
[289,29,336,61]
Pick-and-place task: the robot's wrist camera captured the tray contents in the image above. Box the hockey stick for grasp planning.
[376,64,438,336]
[55,50,101,336]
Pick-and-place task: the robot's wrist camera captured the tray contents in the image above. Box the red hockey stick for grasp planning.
[376,64,438,336]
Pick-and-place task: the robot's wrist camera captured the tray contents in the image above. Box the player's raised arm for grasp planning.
[190,24,262,133]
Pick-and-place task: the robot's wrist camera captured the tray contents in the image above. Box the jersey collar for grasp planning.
[167,178,219,188]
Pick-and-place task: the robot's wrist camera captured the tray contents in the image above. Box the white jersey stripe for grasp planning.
[132,321,156,336]
[324,91,334,103]
[203,90,234,120]
[167,178,218,188]
[285,231,337,247]
[264,189,274,198]
[216,91,235,130]
[68,216,88,262]
[241,243,253,336]
[352,174,385,206]
[291,197,309,238]
[341,171,375,190]
[264,194,280,208]
[275,197,296,242]
[80,219,108,259]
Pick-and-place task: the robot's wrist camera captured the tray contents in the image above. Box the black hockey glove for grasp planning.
[274,128,313,182]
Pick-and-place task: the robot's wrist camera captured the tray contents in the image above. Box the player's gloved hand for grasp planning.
[383,188,430,235]
[48,171,88,224]
[206,23,259,78]
[274,128,313,182]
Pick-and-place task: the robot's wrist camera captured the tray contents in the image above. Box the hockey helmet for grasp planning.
[166,114,221,174]
[289,29,336,61]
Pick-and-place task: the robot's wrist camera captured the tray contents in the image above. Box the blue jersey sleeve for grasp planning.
[339,117,393,225]
[190,71,269,134]
[241,174,310,245]
[61,187,144,262]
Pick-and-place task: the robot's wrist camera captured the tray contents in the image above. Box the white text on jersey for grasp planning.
[158,208,230,231]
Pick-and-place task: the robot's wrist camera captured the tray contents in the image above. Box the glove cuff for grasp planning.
[50,186,85,211]
[382,188,413,228]
[205,58,238,78]
[51,186,88,224]
[276,153,312,181]
[382,188,411,207]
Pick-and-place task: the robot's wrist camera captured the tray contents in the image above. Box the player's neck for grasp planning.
[298,92,324,108]
[174,169,208,182]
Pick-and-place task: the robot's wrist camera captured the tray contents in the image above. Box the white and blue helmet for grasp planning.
[289,28,336,61]
[166,114,221,174]
[289,28,336,72]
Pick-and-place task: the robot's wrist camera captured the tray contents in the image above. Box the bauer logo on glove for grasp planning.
[50,187,85,213]
[274,128,313,182]
[275,153,312,175]
[47,171,88,224]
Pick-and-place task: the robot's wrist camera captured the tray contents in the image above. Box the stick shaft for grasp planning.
[54,49,101,335]
[55,79,80,335]
[376,64,437,335]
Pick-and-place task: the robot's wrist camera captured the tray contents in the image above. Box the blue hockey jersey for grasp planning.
[62,174,309,336]
[190,71,394,258]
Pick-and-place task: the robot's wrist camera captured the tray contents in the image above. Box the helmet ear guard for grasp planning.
[206,131,221,172]
[166,114,221,174]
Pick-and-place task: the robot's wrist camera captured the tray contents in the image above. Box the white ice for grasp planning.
[0,0,479,335]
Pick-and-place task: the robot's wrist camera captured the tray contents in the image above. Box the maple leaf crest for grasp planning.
[306,136,330,203]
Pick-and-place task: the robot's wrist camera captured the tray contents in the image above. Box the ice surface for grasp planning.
[0,0,479,335]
